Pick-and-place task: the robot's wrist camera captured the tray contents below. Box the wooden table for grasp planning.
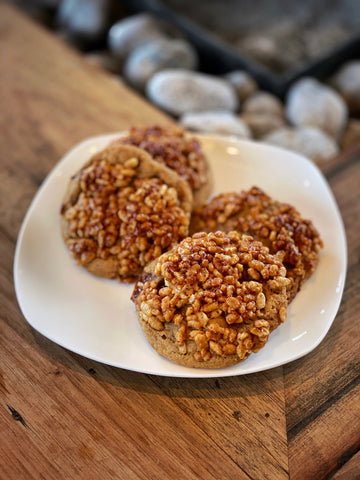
[1,4,359,479]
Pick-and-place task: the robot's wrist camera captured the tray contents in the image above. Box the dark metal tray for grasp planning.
[122,0,360,98]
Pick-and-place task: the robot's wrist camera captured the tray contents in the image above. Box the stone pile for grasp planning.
[17,0,360,163]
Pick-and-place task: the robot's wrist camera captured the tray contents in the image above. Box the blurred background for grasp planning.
[10,0,360,163]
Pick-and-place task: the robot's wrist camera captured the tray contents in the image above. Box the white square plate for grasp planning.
[14,133,347,377]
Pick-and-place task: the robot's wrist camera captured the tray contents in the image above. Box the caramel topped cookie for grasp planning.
[114,125,213,207]
[61,144,192,282]
[190,186,323,301]
[132,231,291,368]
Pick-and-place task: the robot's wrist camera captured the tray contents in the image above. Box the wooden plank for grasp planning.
[285,159,360,429]
[284,157,360,478]
[330,450,360,480]
[0,165,41,241]
[287,382,360,480]
[151,370,289,480]
[285,261,359,434]
[330,158,360,268]
[0,314,254,480]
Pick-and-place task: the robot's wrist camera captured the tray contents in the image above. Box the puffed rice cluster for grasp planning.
[135,231,289,361]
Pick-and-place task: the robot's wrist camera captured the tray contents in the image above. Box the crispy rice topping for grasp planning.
[63,155,189,281]
[191,187,323,289]
[118,125,208,192]
[133,231,290,362]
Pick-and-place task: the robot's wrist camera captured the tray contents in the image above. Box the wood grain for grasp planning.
[331,451,360,480]
[1,3,359,480]
[284,151,360,479]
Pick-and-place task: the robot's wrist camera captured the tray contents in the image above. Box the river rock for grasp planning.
[56,0,109,44]
[243,91,284,117]
[241,112,286,139]
[108,14,165,63]
[239,34,282,72]
[286,77,348,140]
[224,70,258,103]
[180,111,251,138]
[263,126,339,164]
[303,24,349,61]
[146,70,238,116]
[124,38,198,92]
[330,61,360,116]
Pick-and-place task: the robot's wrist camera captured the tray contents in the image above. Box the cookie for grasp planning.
[132,231,291,368]
[190,186,323,301]
[61,144,193,282]
[114,125,213,208]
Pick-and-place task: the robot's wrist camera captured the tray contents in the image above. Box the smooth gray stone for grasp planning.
[286,77,348,141]
[331,61,360,116]
[147,70,238,116]
[263,126,339,164]
[124,38,198,92]
[108,14,165,63]
[180,110,251,138]
[57,0,109,42]
[224,70,258,103]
